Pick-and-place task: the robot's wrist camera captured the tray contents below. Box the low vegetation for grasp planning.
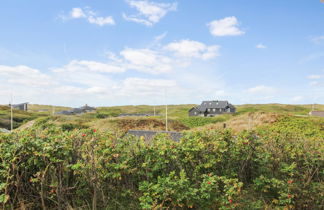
[0,116,323,209]
[0,103,323,209]
[0,106,46,130]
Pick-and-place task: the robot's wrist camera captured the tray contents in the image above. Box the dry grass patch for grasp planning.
[88,117,189,135]
[194,112,280,132]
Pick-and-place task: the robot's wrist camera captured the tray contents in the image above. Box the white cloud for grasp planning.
[53,39,219,76]
[246,85,275,94]
[310,36,324,44]
[63,7,115,26]
[292,96,303,102]
[0,65,53,87]
[309,81,324,87]
[117,77,179,97]
[164,40,220,60]
[154,32,168,42]
[0,36,226,106]
[207,16,244,37]
[256,43,267,49]
[123,0,177,26]
[87,16,115,26]
[120,48,172,74]
[66,38,220,77]
[307,74,323,79]
[52,60,125,73]
[71,8,86,18]
[85,86,108,94]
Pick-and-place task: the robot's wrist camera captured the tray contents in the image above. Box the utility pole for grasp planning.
[248,115,252,131]
[10,93,13,132]
[164,89,168,132]
[165,104,168,131]
[153,106,156,116]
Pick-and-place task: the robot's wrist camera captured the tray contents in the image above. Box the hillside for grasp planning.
[6,103,321,135]
[0,110,323,209]
[0,104,70,130]
[0,105,44,130]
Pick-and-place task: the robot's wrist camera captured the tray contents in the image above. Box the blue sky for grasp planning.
[0,0,324,107]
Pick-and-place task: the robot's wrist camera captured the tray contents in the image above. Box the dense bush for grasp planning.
[95,113,109,119]
[0,117,323,209]
[61,123,89,131]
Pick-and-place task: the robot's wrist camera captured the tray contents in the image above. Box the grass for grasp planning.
[194,112,281,133]
[0,105,47,129]
[1,103,324,132]
[96,104,195,119]
[235,103,324,115]
[28,104,71,114]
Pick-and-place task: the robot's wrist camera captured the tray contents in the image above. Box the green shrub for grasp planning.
[179,116,228,128]
[61,123,89,131]
[95,113,109,119]
[0,116,322,209]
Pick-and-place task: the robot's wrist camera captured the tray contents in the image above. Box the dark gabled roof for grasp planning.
[10,102,28,107]
[71,108,84,114]
[56,104,96,115]
[198,100,231,112]
[56,110,73,115]
[228,103,235,109]
[189,106,199,112]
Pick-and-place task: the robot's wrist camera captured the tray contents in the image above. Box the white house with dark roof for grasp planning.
[9,102,28,111]
[189,100,236,117]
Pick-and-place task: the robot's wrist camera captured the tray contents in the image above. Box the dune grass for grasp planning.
[2,103,324,132]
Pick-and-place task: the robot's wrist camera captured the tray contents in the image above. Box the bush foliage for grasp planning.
[0,117,323,209]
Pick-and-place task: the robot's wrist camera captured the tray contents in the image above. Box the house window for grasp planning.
[194,112,197,115]
[207,108,211,112]
[213,109,216,112]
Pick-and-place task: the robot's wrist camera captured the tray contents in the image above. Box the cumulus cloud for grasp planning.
[0,36,225,105]
[117,39,220,73]
[117,77,179,97]
[123,0,177,26]
[63,7,115,26]
[120,48,173,74]
[207,16,244,37]
[164,40,220,60]
[256,43,267,49]
[87,16,115,26]
[307,74,323,79]
[310,36,324,44]
[71,8,86,18]
[0,65,53,87]
[246,85,275,94]
[52,39,219,76]
[52,60,125,73]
